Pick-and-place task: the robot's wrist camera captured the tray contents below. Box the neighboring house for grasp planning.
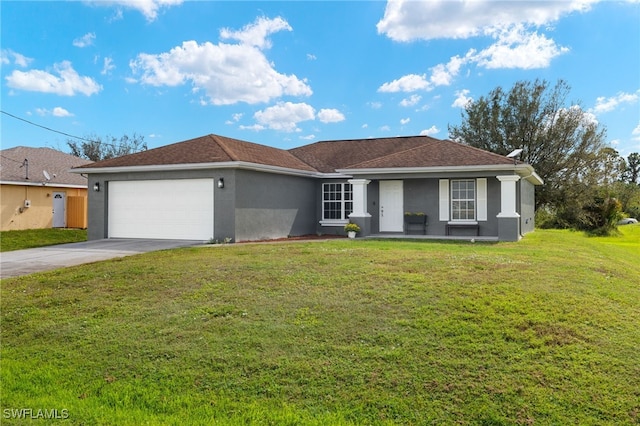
[1,147,92,231]
[71,134,543,242]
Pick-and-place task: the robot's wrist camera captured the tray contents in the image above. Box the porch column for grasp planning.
[348,179,371,236]
[496,175,521,241]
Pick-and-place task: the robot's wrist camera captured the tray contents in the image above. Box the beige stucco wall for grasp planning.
[1,184,87,231]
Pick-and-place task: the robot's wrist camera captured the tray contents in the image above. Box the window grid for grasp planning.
[323,183,353,220]
[451,179,476,221]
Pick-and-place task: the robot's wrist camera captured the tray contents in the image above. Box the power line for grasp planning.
[1,110,98,143]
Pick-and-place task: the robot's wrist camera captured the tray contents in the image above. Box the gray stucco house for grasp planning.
[70,134,543,242]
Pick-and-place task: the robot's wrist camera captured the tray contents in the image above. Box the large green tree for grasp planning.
[623,152,640,184]
[448,79,608,212]
[68,133,147,162]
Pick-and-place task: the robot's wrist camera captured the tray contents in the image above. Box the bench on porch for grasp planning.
[446,221,479,236]
[404,214,428,235]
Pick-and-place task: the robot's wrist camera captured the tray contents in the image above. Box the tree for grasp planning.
[68,133,147,162]
[622,152,640,184]
[448,79,608,213]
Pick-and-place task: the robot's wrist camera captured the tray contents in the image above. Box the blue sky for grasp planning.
[2,0,639,158]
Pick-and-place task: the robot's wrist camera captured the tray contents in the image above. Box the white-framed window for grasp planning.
[322,183,353,221]
[451,179,476,221]
[440,178,487,222]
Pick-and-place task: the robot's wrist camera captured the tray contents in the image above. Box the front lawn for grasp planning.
[1,226,639,424]
[0,228,87,252]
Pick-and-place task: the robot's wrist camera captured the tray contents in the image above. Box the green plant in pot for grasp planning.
[344,222,361,238]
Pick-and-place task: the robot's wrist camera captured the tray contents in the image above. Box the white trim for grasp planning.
[70,161,323,178]
[319,220,348,227]
[439,179,449,221]
[0,180,87,189]
[447,221,478,225]
[477,178,487,221]
[71,161,543,184]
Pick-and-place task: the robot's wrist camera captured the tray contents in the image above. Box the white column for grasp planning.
[348,179,371,218]
[496,175,521,218]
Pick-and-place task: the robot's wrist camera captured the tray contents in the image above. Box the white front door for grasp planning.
[52,192,66,228]
[379,180,403,232]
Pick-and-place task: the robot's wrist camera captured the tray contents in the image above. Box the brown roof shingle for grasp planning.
[75,134,317,172]
[73,133,518,173]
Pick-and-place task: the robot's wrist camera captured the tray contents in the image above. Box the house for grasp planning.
[1,147,92,231]
[70,134,543,242]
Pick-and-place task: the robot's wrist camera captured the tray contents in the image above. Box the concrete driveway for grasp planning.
[0,239,202,279]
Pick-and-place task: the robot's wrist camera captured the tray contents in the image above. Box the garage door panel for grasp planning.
[108,179,214,240]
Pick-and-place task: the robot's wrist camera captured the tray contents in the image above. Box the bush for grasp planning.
[580,196,623,236]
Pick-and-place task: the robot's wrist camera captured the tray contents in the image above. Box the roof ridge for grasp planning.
[446,138,520,163]
[345,140,437,168]
[208,134,238,161]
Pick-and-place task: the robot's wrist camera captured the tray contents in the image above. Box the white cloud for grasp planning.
[400,117,410,125]
[5,61,102,96]
[380,55,466,94]
[300,134,316,140]
[632,124,640,141]
[130,17,311,105]
[380,125,391,132]
[317,108,345,123]
[253,102,315,132]
[592,90,640,113]
[378,73,429,93]
[1,49,32,67]
[53,107,73,117]
[101,57,115,75]
[377,0,595,42]
[73,33,96,48]
[376,0,579,92]
[452,89,473,108]
[34,107,74,117]
[306,53,317,61]
[368,101,382,109]
[430,55,465,86]
[87,0,184,22]
[220,16,291,49]
[420,125,440,136]
[400,94,421,107]
[470,25,569,69]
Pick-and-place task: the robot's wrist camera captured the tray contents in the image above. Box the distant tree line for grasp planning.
[449,79,640,235]
[67,133,147,162]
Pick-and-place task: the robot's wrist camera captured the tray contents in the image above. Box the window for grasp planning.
[322,183,353,221]
[451,179,475,221]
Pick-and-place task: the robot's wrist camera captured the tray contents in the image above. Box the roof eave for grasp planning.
[0,180,88,188]
[70,161,321,178]
[338,164,544,185]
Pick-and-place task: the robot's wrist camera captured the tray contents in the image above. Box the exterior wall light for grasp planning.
[217,178,224,189]
[93,182,100,192]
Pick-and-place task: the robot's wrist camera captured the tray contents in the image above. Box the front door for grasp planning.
[379,180,403,232]
[52,192,66,228]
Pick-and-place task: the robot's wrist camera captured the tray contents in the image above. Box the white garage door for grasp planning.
[108,179,214,240]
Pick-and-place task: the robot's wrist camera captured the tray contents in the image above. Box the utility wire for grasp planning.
[1,110,98,143]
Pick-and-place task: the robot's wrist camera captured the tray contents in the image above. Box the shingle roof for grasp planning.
[74,134,317,172]
[289,135,516,172]
[1,147,92,186]
[341,137,517,169]
[73,133,518,174]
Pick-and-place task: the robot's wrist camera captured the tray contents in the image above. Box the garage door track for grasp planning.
[1,239,202,279]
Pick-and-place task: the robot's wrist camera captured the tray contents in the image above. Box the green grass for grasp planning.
[0,228,87,252]
[1,226,639,425]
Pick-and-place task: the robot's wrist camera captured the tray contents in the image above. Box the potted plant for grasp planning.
[344,222,361,239]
